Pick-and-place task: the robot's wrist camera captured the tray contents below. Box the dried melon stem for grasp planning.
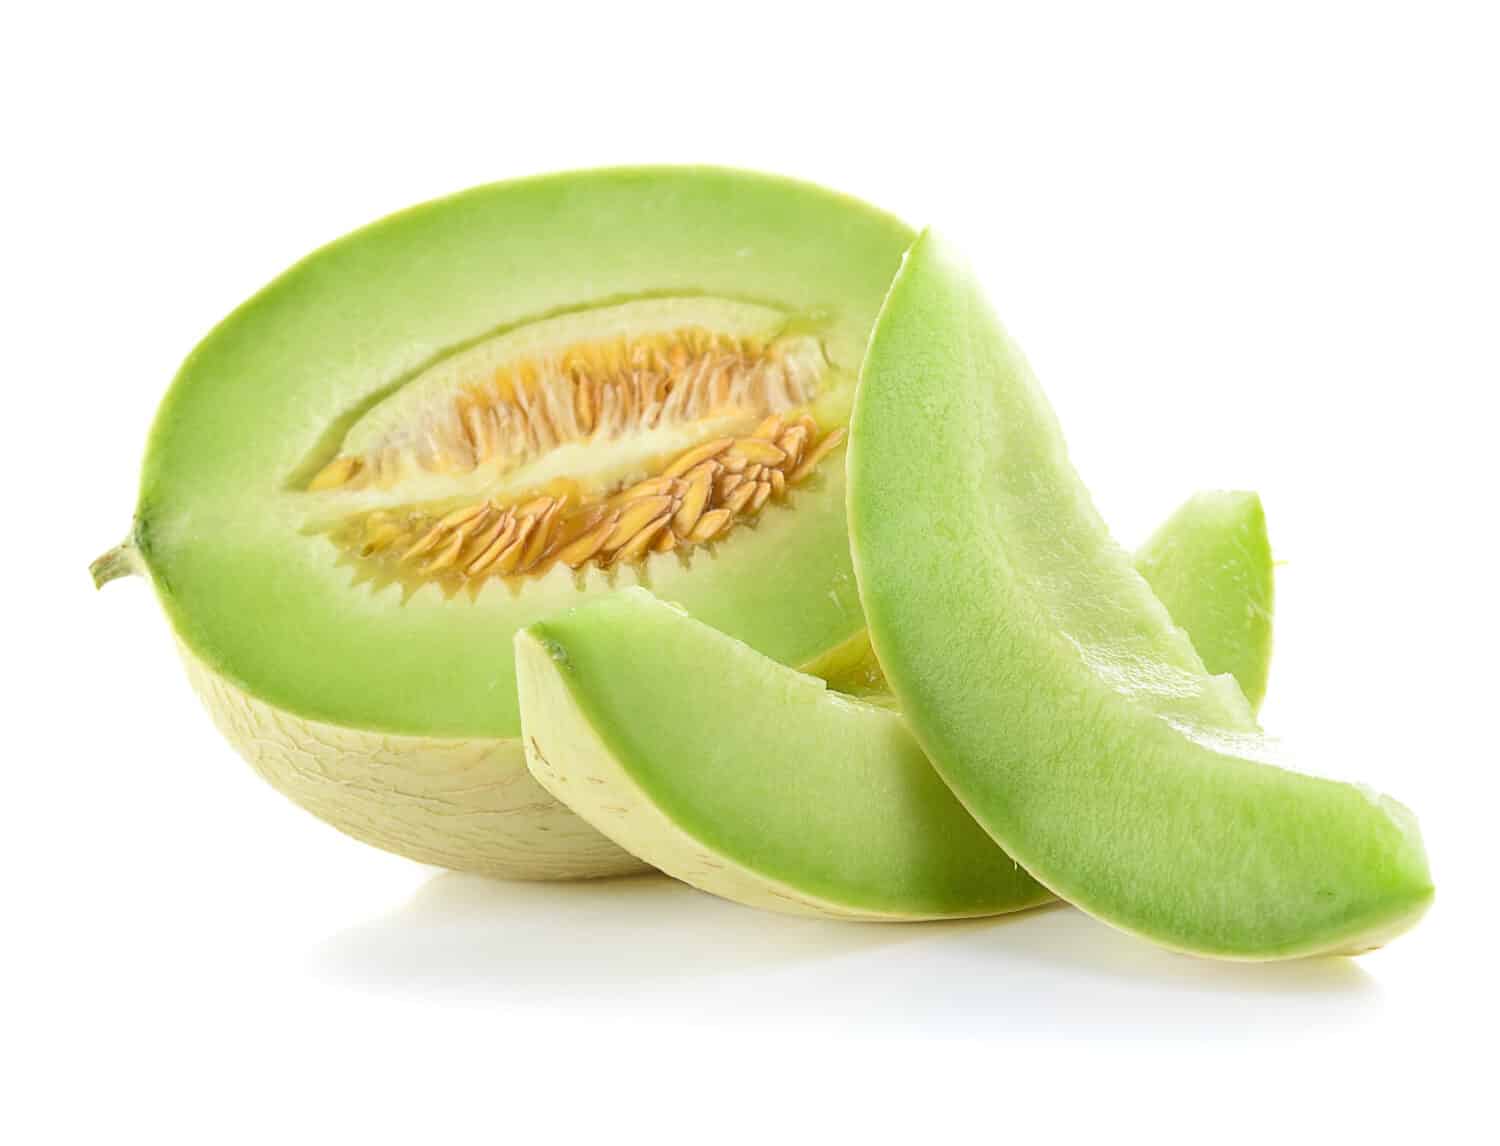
[90,539,142,588]
[304,297,847,586]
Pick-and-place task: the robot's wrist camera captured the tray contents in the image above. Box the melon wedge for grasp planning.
[516,588,1050,920]
[1136,491,1274,710]
[846,231,1432,958]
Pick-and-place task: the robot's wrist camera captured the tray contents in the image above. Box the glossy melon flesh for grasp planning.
[847,230,1432,958]
[97,168,914,877]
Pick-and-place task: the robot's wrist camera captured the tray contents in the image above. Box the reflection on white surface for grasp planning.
[315,870,1379,1041]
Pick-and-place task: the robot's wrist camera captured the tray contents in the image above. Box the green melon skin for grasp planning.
[1135,491,1274,710]
[96,167,915,879]
[847,231,1432,959]
[516,588,1052,920]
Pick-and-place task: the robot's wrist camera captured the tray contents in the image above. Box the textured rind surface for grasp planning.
[181,643,645,879]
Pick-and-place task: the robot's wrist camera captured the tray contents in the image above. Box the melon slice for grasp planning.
[516,588,1050,920]
[1135,491,1274,710]
[846,231,1432,958]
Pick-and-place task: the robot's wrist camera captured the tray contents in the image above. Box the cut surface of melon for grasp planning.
[129,168,914,741]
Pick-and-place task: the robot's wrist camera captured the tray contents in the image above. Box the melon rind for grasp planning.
[180,640,646,878]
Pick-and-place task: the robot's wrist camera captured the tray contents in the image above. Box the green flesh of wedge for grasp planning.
[515,481,1276,920]
[1135,491,1274,710]
[847,231,1432,957]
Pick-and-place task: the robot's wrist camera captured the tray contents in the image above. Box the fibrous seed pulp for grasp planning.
[304,302,848,588]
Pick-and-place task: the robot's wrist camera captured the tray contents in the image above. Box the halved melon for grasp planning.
[93,168,913,878]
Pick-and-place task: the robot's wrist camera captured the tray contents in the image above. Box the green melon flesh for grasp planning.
[516,588,1051,920]
[847,231,1432,958]
[1135,491,1274,709]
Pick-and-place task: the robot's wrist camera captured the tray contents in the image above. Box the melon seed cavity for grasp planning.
[303,298,847,587]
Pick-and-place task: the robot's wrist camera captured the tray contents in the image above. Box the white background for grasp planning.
[7,3,1497,1142]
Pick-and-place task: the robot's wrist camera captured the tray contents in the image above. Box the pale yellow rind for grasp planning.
[179,642,647,880]
[516,633,995,921]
